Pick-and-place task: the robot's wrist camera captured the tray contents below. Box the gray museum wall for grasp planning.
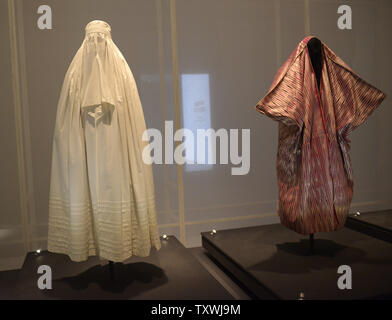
[0,0,391,270]
[0,0,26,270]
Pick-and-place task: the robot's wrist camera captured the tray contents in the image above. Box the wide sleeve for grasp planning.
[255,51,306,128]
[326,53,386,136]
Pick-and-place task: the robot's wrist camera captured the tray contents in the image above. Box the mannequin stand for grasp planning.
[108,260,115,281]
[309,234,314,254]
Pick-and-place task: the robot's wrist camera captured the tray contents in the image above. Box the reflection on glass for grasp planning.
[181,73,212,172]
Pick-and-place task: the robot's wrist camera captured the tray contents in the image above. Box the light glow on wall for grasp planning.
[181,73,212,172]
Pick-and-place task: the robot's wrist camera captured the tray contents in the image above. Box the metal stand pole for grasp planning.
[309,233,314,254]
[108,260,115,281]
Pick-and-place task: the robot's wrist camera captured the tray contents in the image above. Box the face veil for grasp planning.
[255,36,386,235]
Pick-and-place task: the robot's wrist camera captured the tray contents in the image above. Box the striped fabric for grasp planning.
[255,36,386,234]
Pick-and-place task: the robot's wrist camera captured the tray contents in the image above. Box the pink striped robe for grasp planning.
[255,36,386,234]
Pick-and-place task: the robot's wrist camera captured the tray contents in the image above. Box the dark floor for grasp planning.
[350,210,392,230]
[3,211,391,300]
[189,247,251,300]
[0,236,247,300]
[203,223,392,299]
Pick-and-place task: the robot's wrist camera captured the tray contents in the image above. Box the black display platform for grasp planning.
[346,210,392,243]
[202,224,392,300]
[0,236,233,299]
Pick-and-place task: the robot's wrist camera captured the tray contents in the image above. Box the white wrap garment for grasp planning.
[47,20,161,262]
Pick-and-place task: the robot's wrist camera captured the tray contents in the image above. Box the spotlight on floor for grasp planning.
[349,211,361,217]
